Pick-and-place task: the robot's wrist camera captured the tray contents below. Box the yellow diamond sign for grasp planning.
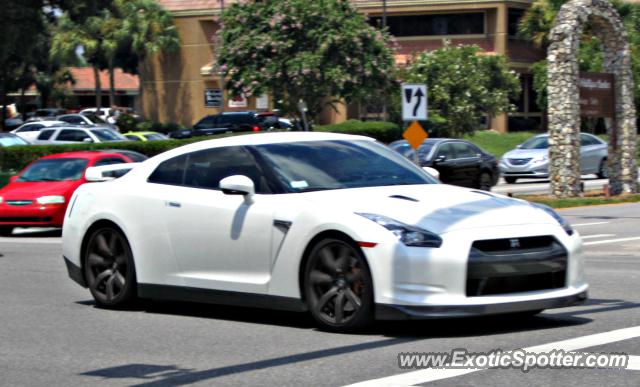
[403,121,428,149]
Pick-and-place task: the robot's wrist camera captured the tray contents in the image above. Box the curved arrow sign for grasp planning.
[402,84,428,121]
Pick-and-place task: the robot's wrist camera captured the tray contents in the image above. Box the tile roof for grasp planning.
[69,67,139,91]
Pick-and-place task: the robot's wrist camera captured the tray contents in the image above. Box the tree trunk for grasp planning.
[108,59,116,108]
[93,65,102,109]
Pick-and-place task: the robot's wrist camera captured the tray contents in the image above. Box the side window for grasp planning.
[18,124,43,132]
[452,142,477,158]
[57,129,90,142]
[125,135,141,141]
[581,134,600,146]
[184,146,270,193]
[37,130,55,140]
[436,143,455,160]
[61,116,84,125]
[148,154,188,185]
[195,116,217,128]
[94,157,127,167]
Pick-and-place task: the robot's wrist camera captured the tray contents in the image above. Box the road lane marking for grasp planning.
[572,222,610,227]
[344,326,640,386]
[581,234,615,240]
[584,237,640,246]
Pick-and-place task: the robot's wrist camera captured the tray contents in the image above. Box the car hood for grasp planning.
[503,148,548,159]
[300,184,556,234]
[0,181,80,200]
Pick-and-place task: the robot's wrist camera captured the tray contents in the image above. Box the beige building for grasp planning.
[147,0,546,131]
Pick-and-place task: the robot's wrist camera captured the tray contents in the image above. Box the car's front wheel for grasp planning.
[478,172,493,191]
[304,238,374,332]
[84,227,137,308]
[597,159,609,179]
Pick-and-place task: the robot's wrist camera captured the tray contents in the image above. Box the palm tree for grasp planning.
[113,0,180,110]
[51,12,108,109]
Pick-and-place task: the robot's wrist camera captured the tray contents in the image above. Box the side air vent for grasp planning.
[389,195,419,202]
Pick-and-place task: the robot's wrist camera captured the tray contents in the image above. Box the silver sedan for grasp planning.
[499,133,608,184]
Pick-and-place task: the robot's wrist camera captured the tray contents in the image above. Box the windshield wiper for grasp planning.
[296,187,336,193]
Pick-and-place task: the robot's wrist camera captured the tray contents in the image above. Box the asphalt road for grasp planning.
[1,204,640,386]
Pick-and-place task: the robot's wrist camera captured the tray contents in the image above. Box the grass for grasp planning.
[464,131,536,158]
[516,192,640,209]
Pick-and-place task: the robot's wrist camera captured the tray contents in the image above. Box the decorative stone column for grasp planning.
[547,0,637,197]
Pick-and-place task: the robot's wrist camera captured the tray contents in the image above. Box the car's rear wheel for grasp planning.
[504,176,518,184]
[84,227,137,308]
[478,172,493,191]
[0,227,14,236]
[597,159,609,179]
[304,238,374,332]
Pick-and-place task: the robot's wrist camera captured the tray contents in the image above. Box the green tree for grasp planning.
[519,0,640,115]
[405,44,520,138]
[217,0,395,122]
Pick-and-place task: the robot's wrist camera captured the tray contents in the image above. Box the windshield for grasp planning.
[0,135,28,147]
[144,133,167,141]
[520,136,549,150]
[17,158,88,182]
[92,129,127,141]
[254,140,437,192]
[84,113,106,124]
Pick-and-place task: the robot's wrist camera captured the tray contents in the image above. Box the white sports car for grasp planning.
[62,132,588,331]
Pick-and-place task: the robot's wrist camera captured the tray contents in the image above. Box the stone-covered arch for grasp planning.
[547,0,637,197]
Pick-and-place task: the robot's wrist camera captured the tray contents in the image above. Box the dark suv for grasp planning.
[193,112,262,135]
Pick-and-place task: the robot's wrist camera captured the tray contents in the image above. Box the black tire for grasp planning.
[0,226,14,236]
[504,176,518,184]
[84,227,137,308]
[597,159,609,179]
[478,172,493,191]
[304,237,374,332]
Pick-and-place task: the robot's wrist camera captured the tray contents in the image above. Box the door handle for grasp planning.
[166,201,181,208]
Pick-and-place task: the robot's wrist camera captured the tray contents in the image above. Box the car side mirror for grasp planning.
[220,175,255,204]
[9,175,18,183]
[434,155,447,163]
[83,138,94,143]
[422,167,440,180]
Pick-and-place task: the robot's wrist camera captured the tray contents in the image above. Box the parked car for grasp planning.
[32,126,129,145]
[499,133,608,184]
[100,149,149,163]
[27,108,67,121]
[0,151,135,235]
[80,107,114,121]
[389,139,500,191]
[57,113,118,130]
[122,131,169,141]
[10,120,65,142]
[4,117,24,131]
[61,132,587,332]
[0,133,30,147]
[256,112,293,130]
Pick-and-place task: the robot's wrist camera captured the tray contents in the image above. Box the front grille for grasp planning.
[466,236,567,297]
[0,217,52,223]
[507,158,532,166]
[6,200,33,206]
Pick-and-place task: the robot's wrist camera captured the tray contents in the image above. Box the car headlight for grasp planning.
[36,195,66,205]
[356,213,442,247]
[531,203,574,236]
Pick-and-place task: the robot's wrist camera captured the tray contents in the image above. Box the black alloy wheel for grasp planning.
[304,238,373,331]
[478,172,493,191]
[84,227,136,308]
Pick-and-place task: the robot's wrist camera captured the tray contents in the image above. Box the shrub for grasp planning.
[315,120,402,143]
[115,113,139,132]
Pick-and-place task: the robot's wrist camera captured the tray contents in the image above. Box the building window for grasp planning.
[369,13,484,37]
[508,8,525,37]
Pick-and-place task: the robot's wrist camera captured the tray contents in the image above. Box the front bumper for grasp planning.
[376,289,587,319]
[0,203,66,227]
[499,160,549,178]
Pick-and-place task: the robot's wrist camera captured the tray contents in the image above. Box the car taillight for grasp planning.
[252,126,260,132]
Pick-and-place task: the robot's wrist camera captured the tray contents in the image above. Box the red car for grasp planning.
[0,151,134,235]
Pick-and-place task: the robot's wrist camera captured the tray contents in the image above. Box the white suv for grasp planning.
[33,127,129,145]
[10,121,65,142]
